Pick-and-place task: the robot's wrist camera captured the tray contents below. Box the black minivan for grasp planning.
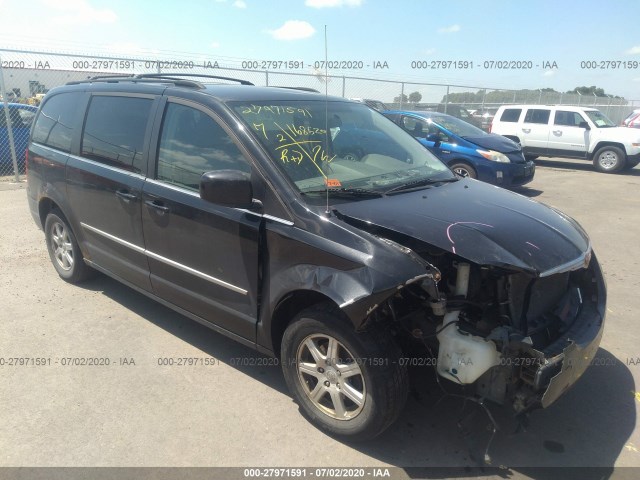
[27,74,605,441]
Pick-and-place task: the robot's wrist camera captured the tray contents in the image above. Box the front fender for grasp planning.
[260,222,439,345]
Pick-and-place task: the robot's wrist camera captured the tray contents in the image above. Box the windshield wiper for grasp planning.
[302,187,384,198]
[385,176,458,195]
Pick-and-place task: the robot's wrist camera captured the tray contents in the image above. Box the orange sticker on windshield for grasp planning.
[325,178,342,187]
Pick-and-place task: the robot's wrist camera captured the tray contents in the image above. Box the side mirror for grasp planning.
[579,121,591,130]
[426,133,441,145]
[200,170,254,209]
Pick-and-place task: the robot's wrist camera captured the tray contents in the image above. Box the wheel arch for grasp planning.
[448,157,475,167]
[270,290,340,357]
[448,159,478,178]
[38,197,62,229]
[590,141,627,160]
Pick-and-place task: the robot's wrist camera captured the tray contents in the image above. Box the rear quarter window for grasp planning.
[81,95,153,173]
[499,109,522,122]
[523,109,551,124]
[32,92,84,152]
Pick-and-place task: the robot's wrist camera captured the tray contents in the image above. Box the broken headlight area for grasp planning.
[368,243,606,414]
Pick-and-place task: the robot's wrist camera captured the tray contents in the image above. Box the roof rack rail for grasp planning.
[66,73,254,88]
[274,86,320,93]
[136,73,254,86]
[83,74,136,81]
[66,75,204,88]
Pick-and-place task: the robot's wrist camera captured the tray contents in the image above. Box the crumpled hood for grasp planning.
[334,178,590,275]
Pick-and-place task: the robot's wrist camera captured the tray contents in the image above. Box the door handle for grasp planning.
[522,128,531,134]
[553,130,562,136]
[145,200,170,214]
[116,190,138,202]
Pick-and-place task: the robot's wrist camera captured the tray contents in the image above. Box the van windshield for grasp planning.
[230,100,454,195]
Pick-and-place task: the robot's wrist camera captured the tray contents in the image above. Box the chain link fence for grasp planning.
[1,48,638,180]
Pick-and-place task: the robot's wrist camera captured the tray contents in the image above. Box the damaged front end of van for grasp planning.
[332,180,606,414]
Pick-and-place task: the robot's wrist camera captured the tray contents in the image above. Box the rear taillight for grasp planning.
[25,149,29,178]
[488,122,493,133]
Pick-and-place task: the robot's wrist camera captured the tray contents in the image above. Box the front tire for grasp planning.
[593,146,626,173]
[44,210,94,283]
[450,162,477,179]
[281,304,408,440]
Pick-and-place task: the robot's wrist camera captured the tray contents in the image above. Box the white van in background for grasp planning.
[491,105,640,172]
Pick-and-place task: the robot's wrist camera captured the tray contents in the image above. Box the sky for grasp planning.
[0,0,639,100]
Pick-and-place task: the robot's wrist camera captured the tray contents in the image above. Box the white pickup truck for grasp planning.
[491,105,640,172]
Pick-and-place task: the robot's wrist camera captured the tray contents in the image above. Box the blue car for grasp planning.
[383,110,535,187]
[1,103,38,173]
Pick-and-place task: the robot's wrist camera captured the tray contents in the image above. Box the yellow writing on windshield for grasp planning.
[241,104,313,117]
[273,121,334,178]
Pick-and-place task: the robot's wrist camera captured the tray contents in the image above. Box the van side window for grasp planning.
[156,102,251,190]
[499,109,521,122]
[81,96,152,172]
[524,109,551,124]
[32,92,83,152]
[554,111,586,127]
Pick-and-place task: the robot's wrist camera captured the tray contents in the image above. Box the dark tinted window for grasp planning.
[401,116,428,137]
[402,116,450,142]
[524,109,551,124]
[81,96,152,172]
[500,108,522,122]
[554,111,586,127]
[32,92,83,152]
[157,103,250,190]
[457,107,470,119]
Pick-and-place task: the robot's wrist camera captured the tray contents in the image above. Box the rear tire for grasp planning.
[593,146,626,173]
[450,162,477,179]
[281,304,408,441]
[44,210,95,283]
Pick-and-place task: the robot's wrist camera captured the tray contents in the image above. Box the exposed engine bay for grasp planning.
[367,240,605,414]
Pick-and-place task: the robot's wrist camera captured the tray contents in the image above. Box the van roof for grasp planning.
[498,105,599,111]
[62,74,345,103]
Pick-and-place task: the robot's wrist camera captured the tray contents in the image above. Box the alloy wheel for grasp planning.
[296,334,366,420]
[598,150,619,170]
[50,221,74,271]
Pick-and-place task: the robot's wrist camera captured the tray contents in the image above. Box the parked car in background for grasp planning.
[349,98,389,111]
[413,103,483,128]
[621,109,640,128]
[491,105,640,172]
[384,110,535,187]
[0,103,38,173]
[0,91,18,102]
[473,107,498,131]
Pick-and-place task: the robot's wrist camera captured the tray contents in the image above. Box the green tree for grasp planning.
[408,91,422,104]
[394,93,408,104]
[567,86,621,98]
